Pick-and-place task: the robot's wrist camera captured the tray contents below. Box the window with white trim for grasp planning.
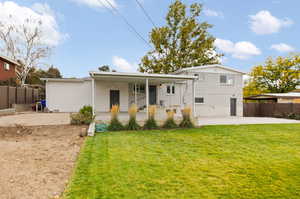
[166,85,175,95]
[220,75,234,85]
[195,97,204,104]
[4,62,10,71]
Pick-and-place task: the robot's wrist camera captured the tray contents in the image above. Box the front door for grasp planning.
[110,90,120,109]
[149,86,157,105]
[230,98,237,116]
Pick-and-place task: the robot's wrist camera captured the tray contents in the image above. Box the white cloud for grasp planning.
[71,0,117,8]
[271,43,295,52]
[203,8,223,17]
[215,38,261,60]
[0,1,65,46]
[250,10,293,35]
[112,56,138,72]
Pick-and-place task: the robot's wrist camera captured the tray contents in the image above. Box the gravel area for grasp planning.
[0,113,70,127]
[0,125,86,199]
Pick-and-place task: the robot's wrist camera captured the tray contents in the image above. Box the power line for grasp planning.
[134,0,157,28]
[97,0,151,48]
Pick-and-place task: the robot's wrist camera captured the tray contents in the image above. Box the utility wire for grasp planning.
[97,0,151,48]
[134,0,157,28]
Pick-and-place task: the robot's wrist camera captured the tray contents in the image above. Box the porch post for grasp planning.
[192,79,195,118]
[134,83,137,105]
[92,78,95,116]
[146,78,149,119]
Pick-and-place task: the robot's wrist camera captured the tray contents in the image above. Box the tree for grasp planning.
[0,16,51,86]
[26,66,62,85]
[98,65,110,72]
[139,0,222,74]
[244,55,300,97]
[98,65,116,72]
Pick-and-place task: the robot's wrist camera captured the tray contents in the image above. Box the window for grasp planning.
[195,97,204,104]
[220,75,234,85]
[166,85,175,95]
[220,75,227,84]
[133,84,145,94]
[4,62,10,71]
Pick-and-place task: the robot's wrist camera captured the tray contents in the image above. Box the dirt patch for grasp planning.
[0,113,71,127]
[0,125,87,199]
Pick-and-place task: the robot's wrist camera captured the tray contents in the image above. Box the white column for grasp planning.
[92,78,95,116]
[146,78,149,118]
[134,83,137,105]
[192,79,195,118]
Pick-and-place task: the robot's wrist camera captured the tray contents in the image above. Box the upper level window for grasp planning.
[4,62,10,71]
[220,75,234,85]
[167,85,175,95]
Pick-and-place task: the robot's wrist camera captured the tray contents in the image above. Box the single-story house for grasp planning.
[42,65,245,120]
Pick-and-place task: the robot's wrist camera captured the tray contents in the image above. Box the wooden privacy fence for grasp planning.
[244,103,300,117]
[0,86,39,110]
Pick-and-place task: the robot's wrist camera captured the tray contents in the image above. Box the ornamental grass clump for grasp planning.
[143,105,158,130]
[108,105,124,131]
[126,104,141,130]
[162,110,178,129]
[179,107,194,128]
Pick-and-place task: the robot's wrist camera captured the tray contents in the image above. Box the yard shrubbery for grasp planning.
[143,105,158,130]
[108,105,124,131]
[104,105,195,131]
[126,104,141,130]
[162,110,178,129]
[179,107,194,128]
[71,105,95,125]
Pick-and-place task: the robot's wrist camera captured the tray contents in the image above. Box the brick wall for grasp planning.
[0,57,17,81]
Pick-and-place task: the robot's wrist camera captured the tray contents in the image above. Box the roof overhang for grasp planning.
[0,55,20,66]
[41,77,91,82]
[89,71,197,84]
[244,93,300,100]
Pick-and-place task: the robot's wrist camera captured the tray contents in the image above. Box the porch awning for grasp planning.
[89,71,197,84]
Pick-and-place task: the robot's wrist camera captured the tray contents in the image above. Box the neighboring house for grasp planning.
[42,65,245,118]
[245,92,300,103]
[0,55,20,81]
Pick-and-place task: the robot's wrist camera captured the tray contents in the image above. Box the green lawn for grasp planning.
[64,124,300,199]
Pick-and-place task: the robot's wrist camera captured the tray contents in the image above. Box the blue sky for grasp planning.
[1,0,299,77]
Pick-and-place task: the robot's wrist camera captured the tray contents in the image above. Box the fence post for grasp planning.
[7,86,10,108]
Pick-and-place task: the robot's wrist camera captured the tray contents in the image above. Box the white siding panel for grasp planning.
[94,81,129,112]
[46,81,92,112]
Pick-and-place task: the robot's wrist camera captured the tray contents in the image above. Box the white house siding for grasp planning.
[94,80,129,112]
[46,80,92,112]
[160,66,244,117]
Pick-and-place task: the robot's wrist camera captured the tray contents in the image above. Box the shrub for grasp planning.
[179,107,194,128]
[295,114,300,120]
[126,104,141,130]
[162,110,178,129]
[79,105,93,115]
[143,105,158,130]
[71,105,95,125]
[108,105,124,131]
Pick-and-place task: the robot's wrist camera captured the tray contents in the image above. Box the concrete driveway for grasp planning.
[0,112,70,127]
[198,117,300,126]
